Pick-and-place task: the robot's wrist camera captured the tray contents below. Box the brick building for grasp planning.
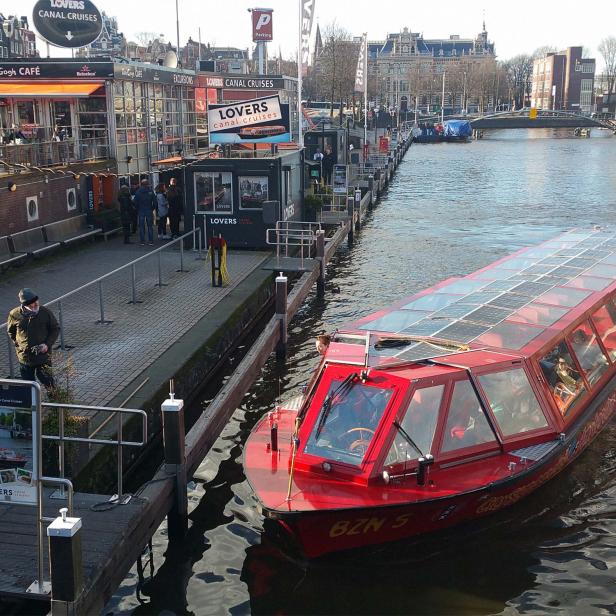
[531,47,596,112]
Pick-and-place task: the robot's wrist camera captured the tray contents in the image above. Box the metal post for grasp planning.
[316,230,325,297]
[197,227,203,260]
[275,273,288,361]
[192,215,197,252]
[117,411,123,501]
[347,197,354,247]
[59,407,65,498]
[162,388,187,540]
[157,251,163,287]
[354,188,362,232]
[130,264,137,304]
[179,239,185,272]
[58,301,65,350]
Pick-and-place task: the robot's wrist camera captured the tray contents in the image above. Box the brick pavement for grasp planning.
[0,236,270,409]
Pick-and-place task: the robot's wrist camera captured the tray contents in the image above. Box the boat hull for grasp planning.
[262,386,616,558]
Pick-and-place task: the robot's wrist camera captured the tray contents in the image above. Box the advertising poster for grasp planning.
[332,164,348,195]
[239,176,269,209]
[208,96,291,144]
[0,383,36,506]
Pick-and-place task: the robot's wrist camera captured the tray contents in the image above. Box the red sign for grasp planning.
[195,88,207,113]
[251,8,273,42]
[379,136,389,154]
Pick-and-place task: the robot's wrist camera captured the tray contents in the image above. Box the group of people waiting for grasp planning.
[118,178,183,245]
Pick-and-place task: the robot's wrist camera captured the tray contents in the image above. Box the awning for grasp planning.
[153,156,183,165]
[0,82,103,97]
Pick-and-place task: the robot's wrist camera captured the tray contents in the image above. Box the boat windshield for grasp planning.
[304,378,393,466]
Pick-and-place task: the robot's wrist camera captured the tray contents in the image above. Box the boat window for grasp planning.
[585,263,616,279]
[304,379,393,466]
[591,302,616,361]
[509,303,568,327]
[384,385,443,469]
[539,341,587,416]
[537,287,592,308]
[567,321,609,386]
[478,369,548,436]
[441,380,497,452]
[475,321,544,350]
[565,275,612,292]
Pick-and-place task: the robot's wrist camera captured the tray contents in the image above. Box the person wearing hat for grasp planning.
[6,288,60,391]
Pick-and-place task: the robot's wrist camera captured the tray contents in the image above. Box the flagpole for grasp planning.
[297,0,303,148]
[363,34,368,150]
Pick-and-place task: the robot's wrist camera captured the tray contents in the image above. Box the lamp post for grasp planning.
[441,71,446,124]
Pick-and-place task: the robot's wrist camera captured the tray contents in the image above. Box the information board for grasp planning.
[332,164,348,195]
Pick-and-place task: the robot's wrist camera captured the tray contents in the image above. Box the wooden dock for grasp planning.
[0,136,411,615]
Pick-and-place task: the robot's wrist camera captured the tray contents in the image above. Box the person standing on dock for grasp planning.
[322,148,334,186]
[7,288,60,392]
[167,178,183,239]
[134,178,157,246]
[118,185,135,244]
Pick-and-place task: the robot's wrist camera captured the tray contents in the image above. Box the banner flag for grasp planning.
[354,33,367,93]
[300,0,315,77]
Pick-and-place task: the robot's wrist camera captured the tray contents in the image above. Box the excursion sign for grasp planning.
[32,0,103,48]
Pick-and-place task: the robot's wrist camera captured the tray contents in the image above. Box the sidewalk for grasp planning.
[0,235,270,410]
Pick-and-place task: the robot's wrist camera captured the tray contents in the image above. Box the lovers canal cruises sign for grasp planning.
[33,0,103,48]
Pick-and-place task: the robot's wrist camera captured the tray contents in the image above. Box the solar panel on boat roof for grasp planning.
[505,274,541,282]
[431,303,476,319]
[522,264,557,275]
[535,275,572,286]
[564,257,597,268]
[510,281,553,296]
[538,257,571,266]
[396,342,455,363]
[463,305,512,326]
[437,320,490,343]
[461,291,504,304]
[550,266,583,277]
[358,310,428,332]
[487,293,531,310]
[482,280,518,292]
[401,318,454,337]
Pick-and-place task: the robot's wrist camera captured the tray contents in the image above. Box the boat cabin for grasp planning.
[292,229,616,486]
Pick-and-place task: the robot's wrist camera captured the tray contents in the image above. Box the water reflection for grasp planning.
[106,133,616,615]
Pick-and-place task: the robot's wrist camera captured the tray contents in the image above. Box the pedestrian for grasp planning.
[167,178,183,239]
[7,288,60,393]
[155,183,169,240]
[118,185,135,244]
[315,334,331,355]
[133,178,156,245]
[322,148,334,185]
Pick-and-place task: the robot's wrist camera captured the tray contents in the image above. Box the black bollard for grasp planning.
[316,230,325,296]
[162,393,188,540]
[47,507,83,609]
[275,274,288,361]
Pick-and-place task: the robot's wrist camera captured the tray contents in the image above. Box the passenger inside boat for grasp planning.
[540,342,586,415]
[569,325,609,385]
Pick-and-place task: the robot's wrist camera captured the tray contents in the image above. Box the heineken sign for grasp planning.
[32,0,103,48]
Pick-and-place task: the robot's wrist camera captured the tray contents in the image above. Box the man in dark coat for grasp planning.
[133,178,157,245]
[118,185,135,244]
[166,178,183,239]
[7,288,60,391]
[322,148,335,185]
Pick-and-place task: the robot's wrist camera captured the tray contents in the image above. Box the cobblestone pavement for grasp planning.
[0,236,270,408]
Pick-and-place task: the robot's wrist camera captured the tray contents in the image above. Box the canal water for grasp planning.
[107,129,616,615]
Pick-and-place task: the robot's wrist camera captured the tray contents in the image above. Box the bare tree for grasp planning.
[532,45,557,59]
[599,36,616,95]
[134,32,161,47]
[503,54,533,109]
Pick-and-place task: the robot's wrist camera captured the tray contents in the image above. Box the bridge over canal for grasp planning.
[470,109,616,130]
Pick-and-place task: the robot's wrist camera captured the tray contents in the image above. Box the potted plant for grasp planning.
[303,193,323,222]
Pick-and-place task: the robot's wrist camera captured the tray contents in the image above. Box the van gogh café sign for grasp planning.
[32,0,103,48]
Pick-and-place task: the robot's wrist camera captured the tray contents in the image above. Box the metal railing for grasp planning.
[3,227,202,377]
[42,401,148,502]
[266,221,322,268]
[0,137,110,172]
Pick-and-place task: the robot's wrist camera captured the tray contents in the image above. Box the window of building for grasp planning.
[581,79,593,92]
[195,171,233,213]
[539,340,587,416]
[441,379,497,452]
[239,176,268,210]
[582,63,594,74]
[478,369,548,437]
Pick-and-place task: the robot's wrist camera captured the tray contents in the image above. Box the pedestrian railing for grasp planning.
[266,221,322,269]
[2,228,202,378]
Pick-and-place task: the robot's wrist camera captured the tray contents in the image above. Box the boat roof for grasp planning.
[338,229,616,366]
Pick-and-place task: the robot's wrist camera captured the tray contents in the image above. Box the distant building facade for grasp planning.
[76,13,125,58]
[368,24,496,114]
[0,16,37,59]
[531,47,595,112]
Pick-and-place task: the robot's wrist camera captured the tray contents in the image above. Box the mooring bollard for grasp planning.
[347,197,354,247]
[162,385,187,540]
[47,507,83,609]
[316,230,325,297]
[275,273,288,361]
[354,189,362,232]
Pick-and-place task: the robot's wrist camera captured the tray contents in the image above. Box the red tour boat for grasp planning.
[244,229,616,557]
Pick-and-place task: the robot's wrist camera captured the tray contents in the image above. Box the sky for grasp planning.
[6,0,616,68]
